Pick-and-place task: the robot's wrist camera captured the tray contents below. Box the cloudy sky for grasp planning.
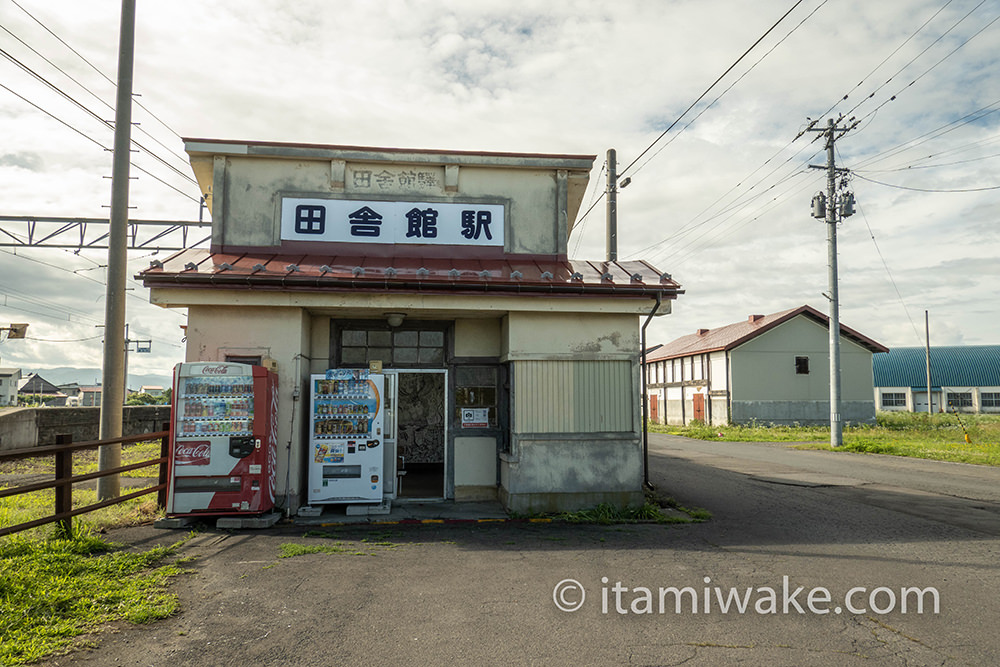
[0,0,997,386]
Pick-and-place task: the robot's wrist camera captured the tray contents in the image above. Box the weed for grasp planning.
[0,532,185,665]
[279,543,371,558]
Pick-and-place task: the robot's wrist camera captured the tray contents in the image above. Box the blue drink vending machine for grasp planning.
[307,369,384,504]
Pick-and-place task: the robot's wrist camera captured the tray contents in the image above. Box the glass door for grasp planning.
[382,372,399,497]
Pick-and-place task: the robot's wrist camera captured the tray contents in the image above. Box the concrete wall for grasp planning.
[0,406,171,451]
[729,316,876,425]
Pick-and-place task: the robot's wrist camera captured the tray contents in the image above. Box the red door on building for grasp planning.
[649,395,659,422]
[692,393,705,423]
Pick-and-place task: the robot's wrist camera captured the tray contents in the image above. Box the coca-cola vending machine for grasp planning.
[167,362,278,517]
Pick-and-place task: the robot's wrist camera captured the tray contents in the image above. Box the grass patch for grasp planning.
[279,542,371,558]
[0,485,163,541]
[0,530,186,665]
[515,494,711,525]
[279,531,406,558]
[0,439,163,479]
[653,413,1000,466]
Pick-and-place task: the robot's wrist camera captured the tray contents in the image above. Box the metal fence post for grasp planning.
[54,433,73,537]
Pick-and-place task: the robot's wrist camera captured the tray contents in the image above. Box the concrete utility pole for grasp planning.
[925,310,933,415]
[606,148,618,262]
[808,117,858,449]
[97,0,137,501]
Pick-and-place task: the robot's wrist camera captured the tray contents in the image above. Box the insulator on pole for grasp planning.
[811,192,826,219]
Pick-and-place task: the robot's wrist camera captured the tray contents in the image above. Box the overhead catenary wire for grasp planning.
[10,0,184,142]
[0,81,200,203]
[0,45,198,187]
[0,22,190,168]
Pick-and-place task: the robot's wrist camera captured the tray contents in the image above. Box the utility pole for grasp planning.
[606,148,617,262]
[808,117,858,448]
[123,323,152,400]
[925,310,933,415]
[97,0,137,501]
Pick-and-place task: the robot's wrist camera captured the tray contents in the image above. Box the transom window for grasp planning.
[334,323,447,368]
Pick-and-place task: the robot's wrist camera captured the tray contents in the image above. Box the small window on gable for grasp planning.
[795,356,810,375]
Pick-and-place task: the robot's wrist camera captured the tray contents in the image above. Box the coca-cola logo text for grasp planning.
[175,441,211,465]
[201,365,233,375]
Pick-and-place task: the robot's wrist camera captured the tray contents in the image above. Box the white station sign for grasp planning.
[280,198,504,247]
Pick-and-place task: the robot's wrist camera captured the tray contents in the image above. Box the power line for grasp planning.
[853,173,1000,192]
[0,81,200,203]
[852,8,1000,123]
[619,0,807,179]
[571,160,605,257]
[0,45,197,187]
[10,0,184,142]
[811,0,958,122]
[850,98,1000,171]
[629,0,831,178]
[853,195,924,346]
[0,22,190,167]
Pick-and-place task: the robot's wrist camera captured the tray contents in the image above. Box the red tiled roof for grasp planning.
[646,305,887,360]
[138,248,683,299]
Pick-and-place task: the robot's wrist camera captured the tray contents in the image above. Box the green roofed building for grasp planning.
[873,345,1000,414]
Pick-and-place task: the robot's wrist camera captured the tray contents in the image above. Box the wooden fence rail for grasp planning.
[0,425,169,538]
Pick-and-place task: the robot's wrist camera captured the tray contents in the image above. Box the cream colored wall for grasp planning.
[185,305,311,511]
[503,311,639,361]
[453,436,497,499]
[730,316,874,401]
[216,157,333,248]
[709,351,728,391]
[454,319,502,357]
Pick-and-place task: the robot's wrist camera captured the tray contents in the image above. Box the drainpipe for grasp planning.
[641,293,661,490]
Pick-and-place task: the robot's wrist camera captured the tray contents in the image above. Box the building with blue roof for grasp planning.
[873,345,1000,413]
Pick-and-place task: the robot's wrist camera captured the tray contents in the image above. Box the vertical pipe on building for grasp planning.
[641,293,661,490]
[97,0,136,501]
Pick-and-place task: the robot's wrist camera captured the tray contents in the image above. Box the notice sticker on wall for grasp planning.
[461,408,489,429]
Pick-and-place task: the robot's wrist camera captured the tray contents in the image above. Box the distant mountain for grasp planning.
[25,367,173,392]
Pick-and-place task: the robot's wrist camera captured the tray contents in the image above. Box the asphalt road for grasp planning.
[41,434,1000,666]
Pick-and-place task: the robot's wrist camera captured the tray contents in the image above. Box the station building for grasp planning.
[140,139,682,513]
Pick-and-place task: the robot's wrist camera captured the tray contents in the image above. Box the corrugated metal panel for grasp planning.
[873,346,1000,388]
[513,360,633,433]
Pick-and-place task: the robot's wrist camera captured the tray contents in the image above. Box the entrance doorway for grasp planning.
[384,370,447,500]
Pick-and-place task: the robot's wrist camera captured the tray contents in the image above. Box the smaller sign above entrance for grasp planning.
[281,198,504,247]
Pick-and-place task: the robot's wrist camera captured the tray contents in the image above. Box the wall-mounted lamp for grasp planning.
[385,312,406,328]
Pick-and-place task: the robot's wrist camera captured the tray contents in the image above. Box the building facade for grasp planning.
[645,306,887,426]
[874,345,1000,414]
[141,139,681,513]
[0,368,20,407]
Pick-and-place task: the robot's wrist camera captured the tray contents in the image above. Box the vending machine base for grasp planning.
[154,511,282,531]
